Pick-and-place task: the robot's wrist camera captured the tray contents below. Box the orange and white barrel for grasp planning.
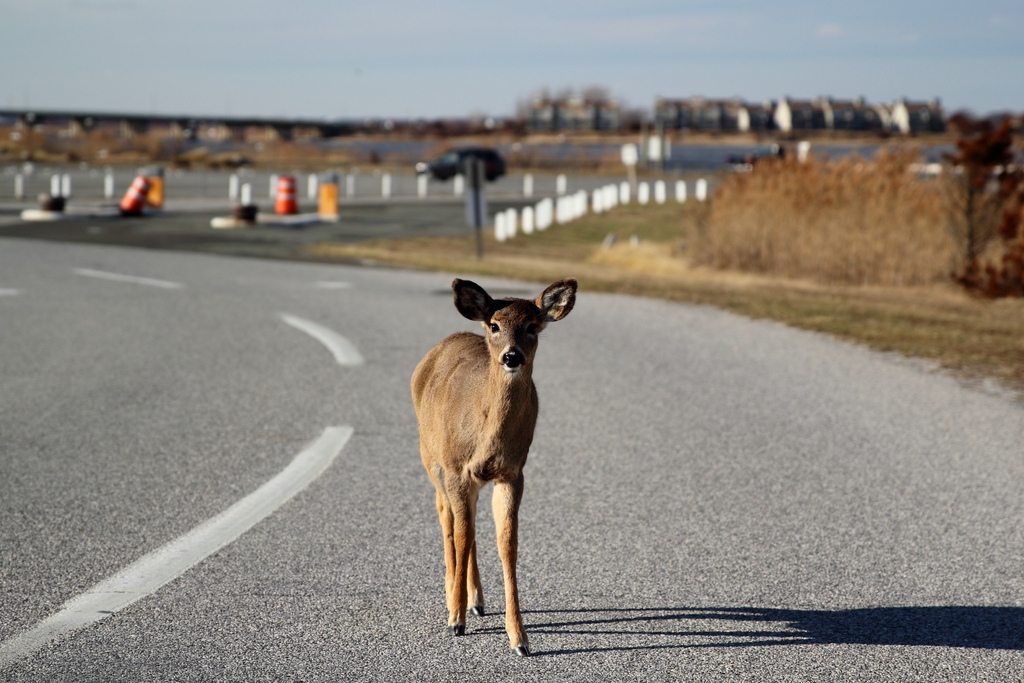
[274,175,298,215]
[119,175,151,215]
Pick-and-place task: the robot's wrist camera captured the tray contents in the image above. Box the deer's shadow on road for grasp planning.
[475,605,1024,657]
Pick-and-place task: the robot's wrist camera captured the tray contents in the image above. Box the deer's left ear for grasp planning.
[536,278,577,322]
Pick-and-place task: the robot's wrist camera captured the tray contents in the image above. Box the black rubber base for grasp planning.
[447,624,465,636]
[470,605,485,617]
[513,645,530,657]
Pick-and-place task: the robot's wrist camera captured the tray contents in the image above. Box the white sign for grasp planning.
[621,144,638,167]
[647,137,662,162]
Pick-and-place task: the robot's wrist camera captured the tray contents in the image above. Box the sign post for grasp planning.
[464,157,487,260]
[621,143,638,194]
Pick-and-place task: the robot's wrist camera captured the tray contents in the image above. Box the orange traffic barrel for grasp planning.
[274,175,298,215]
[119,175,152,215]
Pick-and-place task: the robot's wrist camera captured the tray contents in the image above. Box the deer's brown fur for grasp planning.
[411,278,577,657]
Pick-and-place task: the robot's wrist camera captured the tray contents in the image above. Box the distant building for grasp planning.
[528,96,621,132]
[773,97,828,132]
[890,98,946,134]
[819,97,888,131]
[654,97,752,132]
[737,102,775,132]
[655,94,942,135]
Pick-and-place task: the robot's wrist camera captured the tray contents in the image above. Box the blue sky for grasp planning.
[1,0,1022,119]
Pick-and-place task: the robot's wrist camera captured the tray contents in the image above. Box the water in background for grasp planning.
[314,139,954,172]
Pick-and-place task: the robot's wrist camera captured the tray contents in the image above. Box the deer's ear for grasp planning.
[453,279,493,321]
[537,278,577,322]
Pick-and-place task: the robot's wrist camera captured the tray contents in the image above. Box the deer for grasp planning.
[410,277,577,657]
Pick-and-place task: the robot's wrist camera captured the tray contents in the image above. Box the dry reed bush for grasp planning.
[694,152,957,286]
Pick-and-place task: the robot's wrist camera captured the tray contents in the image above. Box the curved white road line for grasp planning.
[280,313,365,366]
[73,268,183,290]
[0,425,354,669]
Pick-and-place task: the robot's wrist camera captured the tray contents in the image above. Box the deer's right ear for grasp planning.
[452,279,493,321]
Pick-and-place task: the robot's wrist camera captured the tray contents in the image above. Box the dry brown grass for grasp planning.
[694,152,958,286]
[305,202,1024,392]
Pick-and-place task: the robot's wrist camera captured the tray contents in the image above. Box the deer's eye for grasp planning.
[489,323,499,334]
[526,324,538,335]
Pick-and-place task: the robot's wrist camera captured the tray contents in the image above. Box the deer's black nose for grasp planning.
[502,350,524,368]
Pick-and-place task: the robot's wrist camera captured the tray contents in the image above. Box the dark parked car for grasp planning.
[415,147,506,182]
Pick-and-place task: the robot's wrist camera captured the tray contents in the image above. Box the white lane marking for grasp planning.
[0,289,20,296]
[73,268,183,290]
[314,281,352,290]
[280,313,364,366]
[0,426,354,668]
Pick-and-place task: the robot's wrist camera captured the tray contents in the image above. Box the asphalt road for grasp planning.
[1,237,1022,681]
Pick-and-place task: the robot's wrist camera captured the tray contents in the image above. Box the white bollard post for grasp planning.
[605,184,617,209]
[307,174,318,200]
[675,180,687,203]
[104,171,115,199]
[577,190,588,218]
[495,211,507,242]
[241,183,253,206]
[592,189,603,213]
[619,181,630,204]
[696,178,708,202]
[346,173,355,198]
[556,174,567,196]
[654,180,666,204]
[417,173,428,198]
[522,206,535,234]
[537,198,551,230]
[506,208,517,238]
[269,174,278,198]
[229,173,239,201]
[14,173,23,200]
[523,173,533,198]
[51,174,61,197]
[638,182,650,205]
[61,174,72,198]
[453,174,465,197]
[381,173,392,199]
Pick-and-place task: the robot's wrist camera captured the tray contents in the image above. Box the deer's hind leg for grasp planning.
[467,487,485,618]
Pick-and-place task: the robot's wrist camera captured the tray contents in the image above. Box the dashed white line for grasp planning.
[280,313,365,366]
[314,281,352,290]
[0,425,354,668]
[0,289,20,296]
[73,268,183,290]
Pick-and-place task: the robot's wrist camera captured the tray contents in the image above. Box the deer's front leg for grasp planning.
[444,477,476,635]
[433,487,457,620]
[493,473,529,656]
